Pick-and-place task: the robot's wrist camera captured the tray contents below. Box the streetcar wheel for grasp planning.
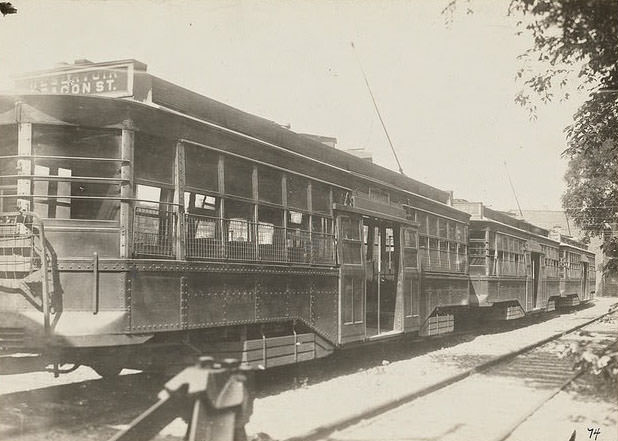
[92,363,123,378]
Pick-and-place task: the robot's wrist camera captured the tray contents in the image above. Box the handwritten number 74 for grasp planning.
[588,428,601,440]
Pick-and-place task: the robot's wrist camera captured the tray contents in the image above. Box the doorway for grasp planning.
[531,252,541,308]
[582,261,589,297]
[364,219,399,337]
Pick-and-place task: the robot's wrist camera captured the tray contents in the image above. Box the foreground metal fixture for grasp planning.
[108,356,254,441]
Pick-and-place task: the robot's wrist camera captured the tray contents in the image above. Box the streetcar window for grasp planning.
[227,219,250,242]
[311,215,332,234]
[406,208,417,222]
[136,185,162,208]
[428,215,438,236]
[438,218,447,238]
[133,184,176,257]
[340,216,360,240]
[469,230,485,240]
[312,215,334,263]
[225,200,254,242]
[195,219,217,239]
[403,228,417,268]
[185,145,219,192]
[288,210,308,229]
[455,224,463,242]
[287,175,308,210]
[417,212,428,235]
[184,192,220,250]
[257,222,274,245]
[32,126,121,220]
[340,216,362,264]
[134,132,174,185]
[332,188,349,206]
[353,277,364,323]
[311,181,331,214]
[259,205,283,226]
[369,187,390,204]
[343,276,363,324]
[224,156,253,199]
[34,125,121,159]
[184,192,217,212]
[0,125,17,175]
[258,167,282,204]
[403,228,417,248]
[258,206,283,246]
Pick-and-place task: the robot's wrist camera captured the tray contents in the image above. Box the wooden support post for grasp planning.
[120,128,134,258]
[307,181,312,263]
[252,165,259,257]
[281,174,288,261]
[17,123,32,212]
[218,155,226,257]
[174,142,186,260]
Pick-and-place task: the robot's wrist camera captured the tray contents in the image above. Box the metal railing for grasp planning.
[133,207,177,258]
[0,211,51,334]
[0,217,39,279]
[134,209,335,265]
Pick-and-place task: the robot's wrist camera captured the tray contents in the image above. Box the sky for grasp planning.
[0,0,589,211]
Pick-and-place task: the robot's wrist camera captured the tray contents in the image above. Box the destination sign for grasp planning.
[16,64,133,98]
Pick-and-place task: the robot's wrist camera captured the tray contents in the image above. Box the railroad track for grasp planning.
[0,302,613,441]
[285,306,618,441]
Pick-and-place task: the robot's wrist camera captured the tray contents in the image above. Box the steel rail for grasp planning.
[490,337,618,441]
[284,304,618,441]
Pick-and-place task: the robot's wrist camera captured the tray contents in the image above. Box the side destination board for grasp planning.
[15,63,134,98]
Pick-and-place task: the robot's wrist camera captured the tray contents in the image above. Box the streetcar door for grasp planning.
[531,252,541,308]
[364,218,399,337]
[401,226,421,331]
[581,261,589,299]
[337,214,365,344]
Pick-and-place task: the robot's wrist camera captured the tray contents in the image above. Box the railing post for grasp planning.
[92,252,99,315]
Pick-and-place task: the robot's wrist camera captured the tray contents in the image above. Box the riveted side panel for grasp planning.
[256,275,289,320]
[310,275,339,343]
[185,273,255,328]
[289,275,312,323]
[57,270,126,310]
[130,272,182,331]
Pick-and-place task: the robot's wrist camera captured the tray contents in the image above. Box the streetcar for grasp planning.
[453,201,595,319]
[0,59,595,376]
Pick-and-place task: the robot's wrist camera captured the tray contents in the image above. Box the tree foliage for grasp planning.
[509,0,618,274]
[560,314,618,385]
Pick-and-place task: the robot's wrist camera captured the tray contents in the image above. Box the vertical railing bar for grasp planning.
[92,252,99,315]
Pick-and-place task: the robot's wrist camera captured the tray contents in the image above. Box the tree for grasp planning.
[508,0,618,276]
[503,0,618,384]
